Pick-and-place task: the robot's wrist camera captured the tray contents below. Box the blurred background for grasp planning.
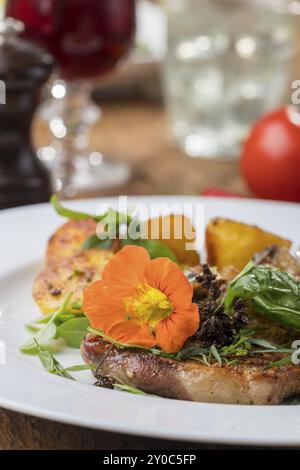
[1,0,300,209]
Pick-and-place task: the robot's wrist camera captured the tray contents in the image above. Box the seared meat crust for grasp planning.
[81,334,300,405]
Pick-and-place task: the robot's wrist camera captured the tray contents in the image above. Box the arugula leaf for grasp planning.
[224,262,300,331]
[57,317,90,348]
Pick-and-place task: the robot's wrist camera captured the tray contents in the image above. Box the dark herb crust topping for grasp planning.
[192,264,248,347]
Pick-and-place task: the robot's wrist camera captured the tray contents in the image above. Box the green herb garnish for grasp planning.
[81,235,112,251]
[51,196,178,262]
[224,262,300,331]
[88,327,256,363]
[51,195,103,222]
[89,326,296,370]
[34,339,150,394]
[21,294,73,354]
[35,339,95,378]
[34,339,75,379]
[210,344,222,365]
[263,356,293,370]
[57,316,90,348]
[21,294,89,353]
[88,327,175,358]
[112,383,156,396]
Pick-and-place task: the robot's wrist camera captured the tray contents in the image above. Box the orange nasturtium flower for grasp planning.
[83,245,199,353]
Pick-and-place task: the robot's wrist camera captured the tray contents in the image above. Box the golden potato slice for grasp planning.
[33,248,113,314]
[34,218,116,313]
[144,214,200,265]
[46,219,98,262]
[206,218,291,270]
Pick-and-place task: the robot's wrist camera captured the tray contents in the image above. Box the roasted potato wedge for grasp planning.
[144,214,200,265]
[206,218,291,270]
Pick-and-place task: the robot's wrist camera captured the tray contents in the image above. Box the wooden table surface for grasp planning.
[1,98,250,451]
[35,99,250,199]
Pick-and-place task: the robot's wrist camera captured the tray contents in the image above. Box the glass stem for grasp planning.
[37,78,130,196]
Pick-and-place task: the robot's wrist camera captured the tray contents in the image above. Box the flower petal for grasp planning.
[155,304,199,353]
[102,245,150,297]
[145,257,193,310]
[83,246,199,353]
[108,320,156,348]
[83,280,125,331]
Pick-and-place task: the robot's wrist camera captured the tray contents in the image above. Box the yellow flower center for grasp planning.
[125,284,173,329]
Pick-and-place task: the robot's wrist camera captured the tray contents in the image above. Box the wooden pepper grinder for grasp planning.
[0,18,55,209]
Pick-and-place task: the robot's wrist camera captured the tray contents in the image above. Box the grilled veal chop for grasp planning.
[32,215,300,404]
[81,246,300,405]
[81,334,300,405]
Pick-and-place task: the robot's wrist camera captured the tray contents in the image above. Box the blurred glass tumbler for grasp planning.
[163,0,299,158]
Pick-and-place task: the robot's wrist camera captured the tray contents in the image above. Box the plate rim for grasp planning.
[1,195,300,446]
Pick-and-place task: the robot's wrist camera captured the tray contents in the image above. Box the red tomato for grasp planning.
[241,107,300,202]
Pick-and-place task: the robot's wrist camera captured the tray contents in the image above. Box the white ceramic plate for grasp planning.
[1,196,300,446]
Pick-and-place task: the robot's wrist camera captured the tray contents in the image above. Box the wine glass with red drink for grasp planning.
[6,0,136,195]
